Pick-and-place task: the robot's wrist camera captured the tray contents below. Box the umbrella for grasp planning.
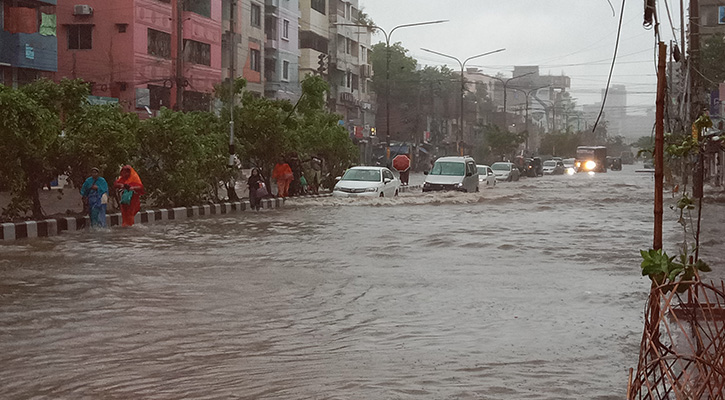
[393,155,411,172]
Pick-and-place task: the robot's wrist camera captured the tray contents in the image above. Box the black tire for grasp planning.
[394,189,399,197]
[379,192,384,197]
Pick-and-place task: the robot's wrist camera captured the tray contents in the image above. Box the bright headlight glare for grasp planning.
[585,160,597,170]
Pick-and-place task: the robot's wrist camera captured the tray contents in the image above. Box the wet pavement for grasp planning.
[1,164,724,399]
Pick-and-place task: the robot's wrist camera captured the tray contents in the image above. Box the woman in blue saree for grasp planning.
[80,167,109,228]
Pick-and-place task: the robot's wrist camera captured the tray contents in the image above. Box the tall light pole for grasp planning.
[420,47,505,155]
[509,85,549,152]
[336,20,448,163]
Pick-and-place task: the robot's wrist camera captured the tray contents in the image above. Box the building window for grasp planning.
[184,0,211,18]
[311,0,325,14]
[282,60,289,81]
[300,31,328,53]
[720,6,725,24]
[251,3,261,28]
[68,25,92,50]
[346,71,352,88]
[148,84,170,110]
[250,48,261,72]
[184,39,211,66]
[282,19,289,40]
[148,29,171,59]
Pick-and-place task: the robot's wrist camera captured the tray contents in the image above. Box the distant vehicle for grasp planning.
[621,151,634,165]
[333,166,400,198]
[525,157,543,177]
[575,146,607,173]
[607,157,622,171]
[563,158,576,169]
[543,160,565,175]
[491,162,520,182]
[476,165,497,187]
[423,156,479,192]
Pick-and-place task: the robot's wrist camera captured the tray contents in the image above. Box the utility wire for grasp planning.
[592,0,628,132]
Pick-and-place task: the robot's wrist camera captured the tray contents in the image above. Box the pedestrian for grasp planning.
[80,167,109,228]
[272,158,293,198]
[299,172,309,195]
[288,153,303,196]
[247,167,265,211]
[309,155,322,194]
[114,165,144,227]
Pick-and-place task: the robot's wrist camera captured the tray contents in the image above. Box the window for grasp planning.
[117,24,128,33]
[351,73,358,91]
[300,31,328,53]
[251,3,261,27]
[184,39,211,66]
[311,0,325,14]
[68,25,92,50]
[148,29,171,59]
[184,0,211,18]
[346,71,352,88]
[282,60,289,81]
[282,20,289,40]
[250,49,261,72]
[720,6,725,24]
[148,84,170,110]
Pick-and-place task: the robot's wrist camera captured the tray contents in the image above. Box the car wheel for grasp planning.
[379,192,384,197]
[475,186,479,192]
[394,189,399,197]
[507,175,512,182]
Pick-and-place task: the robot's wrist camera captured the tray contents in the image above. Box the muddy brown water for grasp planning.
[1,165,724,399]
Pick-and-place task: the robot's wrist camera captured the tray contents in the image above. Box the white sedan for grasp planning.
[333,166,401,198]
[476,165,496,187]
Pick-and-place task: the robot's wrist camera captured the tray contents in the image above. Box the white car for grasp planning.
[542,160,565,175]
[476,165,496,187]
[333,166,400,198]
[490,162,520,182]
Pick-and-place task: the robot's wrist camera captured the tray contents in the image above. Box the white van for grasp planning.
[422,156,479,193]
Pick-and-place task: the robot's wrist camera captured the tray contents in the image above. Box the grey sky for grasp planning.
[359,0,683,115]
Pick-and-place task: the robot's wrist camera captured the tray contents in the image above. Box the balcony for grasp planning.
[0,31,57,72]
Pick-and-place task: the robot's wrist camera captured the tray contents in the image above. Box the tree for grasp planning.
[476,124,526,163]
[539,131,581,157]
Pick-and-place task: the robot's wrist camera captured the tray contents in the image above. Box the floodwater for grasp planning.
[1,165,724,399]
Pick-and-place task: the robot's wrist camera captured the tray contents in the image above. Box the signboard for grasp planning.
[25,45,34,60]
[354,126,363,139]
[88,95,119,105]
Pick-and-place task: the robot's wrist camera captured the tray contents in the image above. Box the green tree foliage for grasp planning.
[475,124,526,163]
[539,131,581,157]
[62,104,140,190]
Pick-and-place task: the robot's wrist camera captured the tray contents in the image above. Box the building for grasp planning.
[698,0,725,39]
[55,0,222,113]
[263,0,300,100]
[1,0,58,87]
[326,0,375,139]
[298,0,328,79]
[221,0,265,98]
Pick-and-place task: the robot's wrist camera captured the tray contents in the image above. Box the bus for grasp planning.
[575,146,607,173]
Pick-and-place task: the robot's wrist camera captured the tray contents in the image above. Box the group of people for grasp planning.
[80,165,144,228]
[246,155,323,210]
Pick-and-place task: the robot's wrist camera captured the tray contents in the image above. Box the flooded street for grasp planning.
[1,165,724,399]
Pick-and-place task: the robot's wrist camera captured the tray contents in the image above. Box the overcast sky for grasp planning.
[359,0,684,115]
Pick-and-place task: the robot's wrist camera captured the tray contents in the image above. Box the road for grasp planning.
[1,165,724,399]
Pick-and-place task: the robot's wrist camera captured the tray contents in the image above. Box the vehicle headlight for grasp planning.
[456,182,464,187]
[584,160,597,170]
[365,187,378,192]
[575,162,581,167]
[423,182,430,187]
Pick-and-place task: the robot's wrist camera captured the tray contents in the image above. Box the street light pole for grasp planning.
[420,48,505,155]
[509,85,549,152]
[335,20,447,163]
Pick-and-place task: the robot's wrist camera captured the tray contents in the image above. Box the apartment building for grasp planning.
[1,0,57,87]
[263,0,299,100]
[298,0,328,80]
[55,0,222,113]
[326,0,375,138]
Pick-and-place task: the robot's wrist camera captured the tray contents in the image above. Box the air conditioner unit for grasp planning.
[73,5,93,16]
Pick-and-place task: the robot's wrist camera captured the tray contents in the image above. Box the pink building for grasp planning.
[56,0,221,113]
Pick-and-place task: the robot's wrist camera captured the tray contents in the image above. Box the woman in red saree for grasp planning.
[114,165,145,227]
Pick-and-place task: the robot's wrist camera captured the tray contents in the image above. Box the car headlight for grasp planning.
[575,161,581,167]
[365,187,378,192]
[423,182,430,187]
[456,182,464,187]
[584,160,597,170]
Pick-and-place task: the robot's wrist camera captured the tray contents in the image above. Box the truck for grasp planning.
[575,146,607,173]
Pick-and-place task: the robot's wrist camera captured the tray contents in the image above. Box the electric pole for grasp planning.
[174,0,184,110]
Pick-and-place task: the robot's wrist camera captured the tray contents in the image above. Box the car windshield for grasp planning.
[430,161,465,176]
[491,163,510,171]
[476,167,487,175]
[341,169,381,182]
[543,161,557,167]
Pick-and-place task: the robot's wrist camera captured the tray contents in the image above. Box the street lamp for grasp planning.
[479,71,536,131]
[336,20,448,162]
[509,85,550,152]
[420,47,505,155]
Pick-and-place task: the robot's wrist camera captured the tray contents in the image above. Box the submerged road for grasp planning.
[1,165,724,399]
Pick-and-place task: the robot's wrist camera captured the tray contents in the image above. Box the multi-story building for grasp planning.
[263,0,299,100]
[298,0,328,80]
[326,0,375,138]
[221,0,265,97]
[1,0,57,87]
[698,0,725,39]
[55,0,222,113]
